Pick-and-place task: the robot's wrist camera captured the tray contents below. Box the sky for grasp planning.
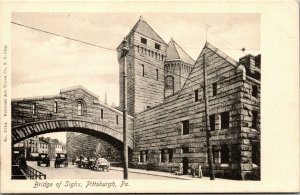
[11,13,260,142]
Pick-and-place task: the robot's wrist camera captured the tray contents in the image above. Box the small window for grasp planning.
[155,43,161,50]
[141,37,147,45]
[116,115,119,125]
[252,85,258,98]
[182,120,189,135]
[139,151,143,162]
[165,76,174,94]
[194,89,199,102]
[53,102,57,113]
[100,109,104,119]
[221,145,229,163]
[77,102,83,116]
[31,103,37,115]
[141,64,145,77]
[252,111,258,129]
[209,114,215,131]
[169,149,173,162]
[221,112,230,129]
[156,69,158,81]
[212,82,217,96]
[160,149,165,163]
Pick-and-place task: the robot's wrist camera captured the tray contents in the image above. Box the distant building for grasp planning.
[38,137,49,154]
[13,135,39,160]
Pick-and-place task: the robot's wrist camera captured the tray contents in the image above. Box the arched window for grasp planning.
[77,102,83,116]
[165,76,174,95]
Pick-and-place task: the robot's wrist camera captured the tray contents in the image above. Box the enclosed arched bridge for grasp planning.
[11,86,134,148]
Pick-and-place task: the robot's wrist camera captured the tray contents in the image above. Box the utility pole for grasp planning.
[202,53,215,180]
[121,38,129,180]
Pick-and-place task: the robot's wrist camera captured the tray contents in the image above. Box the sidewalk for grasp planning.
[110,166,211,180]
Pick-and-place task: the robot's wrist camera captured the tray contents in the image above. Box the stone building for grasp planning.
[12,16,260,180]
[116,17,261,180]
[38,137,49,154]
[13,136,39,160]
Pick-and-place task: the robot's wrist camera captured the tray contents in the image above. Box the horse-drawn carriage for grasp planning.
[54,153,68,168]
[37,154,50,167]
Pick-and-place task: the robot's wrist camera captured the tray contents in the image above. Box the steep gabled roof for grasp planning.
[204,42,239,66]
[126,16,166,45]
[166,38,195,65]
[175,42,240,99]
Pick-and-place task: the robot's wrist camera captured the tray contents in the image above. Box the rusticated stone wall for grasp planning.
[118,33,167,115]
[11,86,134,148]
[132,43,260,180]
[66,132,123,163]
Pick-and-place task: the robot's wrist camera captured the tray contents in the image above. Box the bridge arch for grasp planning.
[12,119,133,149]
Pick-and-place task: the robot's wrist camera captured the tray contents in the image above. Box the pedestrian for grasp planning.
[191,164,196,177]
[146,160,150,171]
[198,164,202,178]
[175,163,183,175]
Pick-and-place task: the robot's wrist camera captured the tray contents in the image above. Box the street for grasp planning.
[27,161,174,180]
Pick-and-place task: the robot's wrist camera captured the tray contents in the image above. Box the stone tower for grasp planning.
[117,16,167,115]
[164,38,195,97]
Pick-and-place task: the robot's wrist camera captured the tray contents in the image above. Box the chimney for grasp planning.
[239,54,261,80]
[255,54,261,68]
[239,54,256,74]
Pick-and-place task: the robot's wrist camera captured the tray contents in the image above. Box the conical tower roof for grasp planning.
[126,16,166,45]
[166,38,195,65]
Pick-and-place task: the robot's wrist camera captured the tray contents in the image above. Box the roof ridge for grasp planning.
[142,19,167,45]
[125,17,166,45]
[170,39,180,59]
[204,42,239,66]
[173,39,195,63]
